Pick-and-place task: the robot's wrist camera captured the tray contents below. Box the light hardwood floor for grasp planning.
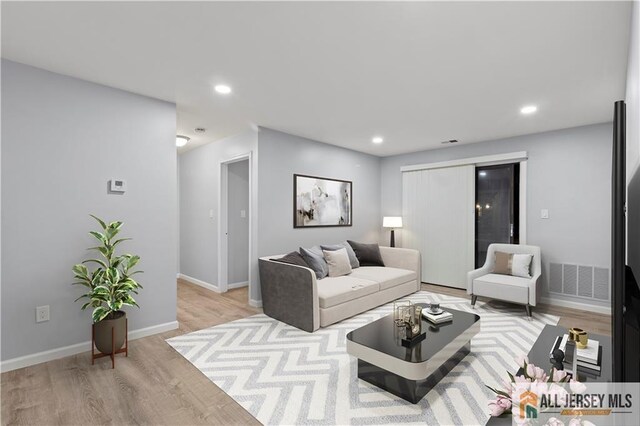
[1,280,610,425]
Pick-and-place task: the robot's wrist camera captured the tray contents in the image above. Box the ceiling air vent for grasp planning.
[441,139,459,144]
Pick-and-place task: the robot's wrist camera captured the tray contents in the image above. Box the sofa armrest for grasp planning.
[467,266,493,295]
[379,247,422,288]
[258,258,320,332]
[528,272,542,306]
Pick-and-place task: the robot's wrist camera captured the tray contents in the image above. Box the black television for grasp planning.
[611,100,640,382]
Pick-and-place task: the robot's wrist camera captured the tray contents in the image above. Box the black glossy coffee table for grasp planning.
[346,304,480,403]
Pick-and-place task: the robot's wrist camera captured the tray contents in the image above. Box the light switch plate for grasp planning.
[109,179,126,193]
[240,210,246,218]
[541,209,549,219]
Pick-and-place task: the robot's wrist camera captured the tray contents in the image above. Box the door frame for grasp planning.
[218,152,253,297]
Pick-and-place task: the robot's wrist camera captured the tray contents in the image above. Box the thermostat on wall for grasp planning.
[109,179,127,193]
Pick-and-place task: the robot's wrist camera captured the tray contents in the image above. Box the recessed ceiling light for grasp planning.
[520,105,538,114]
[372,136,384,144]
[214,84,232,94]
[176,135,190,147]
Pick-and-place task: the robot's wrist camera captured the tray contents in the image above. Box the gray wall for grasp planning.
[1,60,177,361]
[627,0,640,276]
[227,160,249,285]
[257,127,381,258]
[381,123,612,307]
[178,130,258,300]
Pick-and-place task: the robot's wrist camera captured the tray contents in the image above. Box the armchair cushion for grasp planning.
[472,273,531,304]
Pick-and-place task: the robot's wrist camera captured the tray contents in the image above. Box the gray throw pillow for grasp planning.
[271,251,310,269]
[320,242,360,269]
[346,240,385,267]
[299,246,329,279]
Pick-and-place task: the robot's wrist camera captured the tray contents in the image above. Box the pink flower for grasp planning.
[501,379,514,394]
[488,395,512,416]
[569,379,587,394]
[516,354,529,368]
[552,369,568,382]
[546,417,565,426]
[568,419,582,426]
[526,364,548,381]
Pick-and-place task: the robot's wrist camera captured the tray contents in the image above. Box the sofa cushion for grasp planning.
[472,273,531,304]
[350,266,417,291]
[323,248,352,277]
[321,242,360,269]
[317,276,379,308]
[347,240,385,266]
[299,246,329,279]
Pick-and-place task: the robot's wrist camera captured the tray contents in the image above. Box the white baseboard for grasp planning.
[540,297,611,315]
[228,281,248,289]
[177,273,220,293]
[0,320,179,373]
[249,299,263,308]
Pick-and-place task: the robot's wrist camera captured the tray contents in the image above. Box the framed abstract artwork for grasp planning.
[294,174,352,228]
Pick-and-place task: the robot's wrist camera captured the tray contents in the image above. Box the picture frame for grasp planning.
[294,174,352,228]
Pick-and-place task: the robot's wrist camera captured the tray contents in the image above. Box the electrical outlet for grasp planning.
[36,305,50,323]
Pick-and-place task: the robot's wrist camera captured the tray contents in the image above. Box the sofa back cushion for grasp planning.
[321,242,360,269]
[323,248,353,277]
[347,241,385,267]
[300,246,329,279]
[271,251,310,268]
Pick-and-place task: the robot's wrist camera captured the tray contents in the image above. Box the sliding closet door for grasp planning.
[402,165,475,289]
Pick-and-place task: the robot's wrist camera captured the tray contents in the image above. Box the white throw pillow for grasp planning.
[511,254,533,278]
[323,248,353,277]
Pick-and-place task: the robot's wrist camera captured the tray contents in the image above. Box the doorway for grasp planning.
[218,153,253,303]
[475,163,520,267]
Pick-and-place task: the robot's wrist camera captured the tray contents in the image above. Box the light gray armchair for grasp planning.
[467,243,541,316]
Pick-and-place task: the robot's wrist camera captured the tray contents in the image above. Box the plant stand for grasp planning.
[91,318,128,368]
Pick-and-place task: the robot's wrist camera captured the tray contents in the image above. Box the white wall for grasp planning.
[178,130,259,301]
[257,127,381,261]
[1,60,178,362]
[381,123,613,308]
[627,0,640,276]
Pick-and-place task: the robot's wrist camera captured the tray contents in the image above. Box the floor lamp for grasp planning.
[383,216,403,247]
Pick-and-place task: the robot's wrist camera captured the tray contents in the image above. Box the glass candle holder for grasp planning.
[393,300,413,327]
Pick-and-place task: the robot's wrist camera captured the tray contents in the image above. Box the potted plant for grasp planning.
[72,215,143,355]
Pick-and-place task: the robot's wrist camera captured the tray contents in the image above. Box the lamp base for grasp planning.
[390,229,395,247]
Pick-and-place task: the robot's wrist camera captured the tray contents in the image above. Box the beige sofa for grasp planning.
[258,247,421,332]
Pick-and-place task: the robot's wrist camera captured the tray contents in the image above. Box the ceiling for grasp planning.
[1,1,632,156]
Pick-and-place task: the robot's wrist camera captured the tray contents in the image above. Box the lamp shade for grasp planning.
[383,216,403,228]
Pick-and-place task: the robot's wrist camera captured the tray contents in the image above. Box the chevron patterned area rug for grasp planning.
[167,291,559,425]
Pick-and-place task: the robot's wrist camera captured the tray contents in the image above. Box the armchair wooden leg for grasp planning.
[471,295,477,306]
[525,305,532,317]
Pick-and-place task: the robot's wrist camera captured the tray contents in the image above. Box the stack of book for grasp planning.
[422,310,453,324]
[549,334,602,372]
